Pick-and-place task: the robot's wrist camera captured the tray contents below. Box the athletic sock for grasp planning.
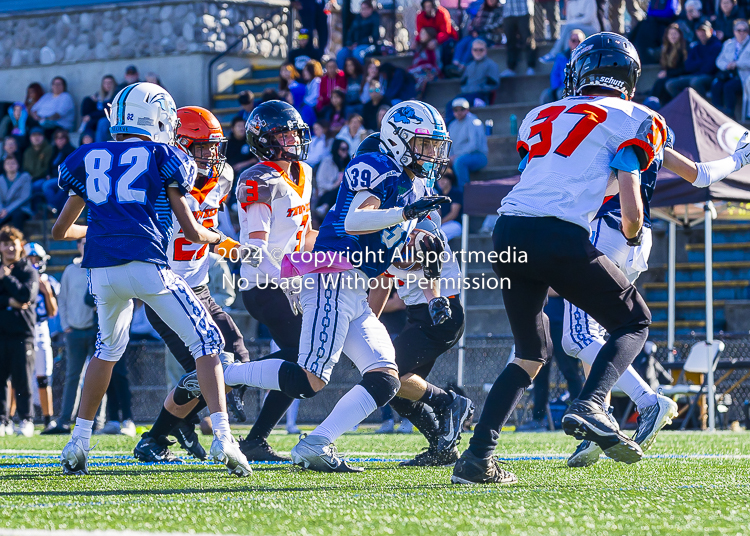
[390,397,440,447]
[73,417,94,449]
[468,363,532,460]
[223,360,282,390]
[44,415,51,427]
[419,383,453,411]
[312,385,377,443]
[210,411,231,438]
[247,390,294,441]
[148,407,183,439]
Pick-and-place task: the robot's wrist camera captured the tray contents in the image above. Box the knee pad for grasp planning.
[359,371,401,408]
[174,371,202,405]
[278,361,317,399]
[36,376,50,389]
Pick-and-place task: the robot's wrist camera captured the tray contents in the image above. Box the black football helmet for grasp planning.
[563,32,641,100]
[245,100,311,161]
[355,132,383,158]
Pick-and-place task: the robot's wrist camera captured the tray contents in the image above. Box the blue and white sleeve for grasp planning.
[161,146,198,194]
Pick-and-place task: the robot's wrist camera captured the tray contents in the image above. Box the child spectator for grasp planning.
[343,57,365,114]
[410,27,441,98]
[0,103,29,140]
[337,0,381,68]
[335,114,368,157]
[80,74,117,143]
[651,24,688,104]
[362,81,386,131]
[30,77,75,135]
[318,88,348,136]
[666,20,721,98]
[0,156,32,228]
[279,64,306,109]
[22,127,53,181]
[318,58,347,112]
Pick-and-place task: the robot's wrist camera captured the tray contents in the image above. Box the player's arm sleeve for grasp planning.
[610,146,642,174]
[344,190,405,233]
[243,202,272,235]
[617,113,668,171]
[162,147,198,194]
[57,158,86,199]
[237,169,272,210]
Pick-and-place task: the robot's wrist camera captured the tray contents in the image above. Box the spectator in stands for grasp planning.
[336,114,368,156]
[41,128,75,213]
[535,0,561,42]
[1,137,21,163]
[0,225,39,438]
[293,0,329,57]
[226,117,257,175]
[318,58,347,112]
[631,0,680,64]
[41,238,97,435]
[234,90,255,123]
[307,121,331,168]
[318,88,348,136]
[540,0,600,62]
[0,103,29,140]
[30,77,75,135]
[714,0,745,41]
[502,0,538,76]
[361,59,386,104]
[452,0,505,74]
[343,57,365,114]
[362,81,386,130]
[540,30,585,103]
[22,127,53,181]
[337,0,381,68]
[24,83,44,113]
[381,63,418,105]
[117,65,141,92]
[410,27,441,98]
[289,27,324,72]
[447,97,488,189]
[0,156,32,229]
[609,0,645,35]
[416,0,459,47]
[677,0,706,44]
[301,59,324,125]
[314,138,350,221]
[436,169,463,241]
[145,72,165,88]
[712,18,750,118]
[279,64,306,109]
[80,74,117,143]
[651,24,688,104]
[666,20,722,98]
[80,132,95,146]
[445,39,500,121]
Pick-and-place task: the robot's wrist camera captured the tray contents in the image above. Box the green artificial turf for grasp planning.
[1,429,749,535]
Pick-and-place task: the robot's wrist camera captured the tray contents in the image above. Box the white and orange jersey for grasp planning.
[236,161,313,287]
[500,95,667,231]
[166,165,233,287]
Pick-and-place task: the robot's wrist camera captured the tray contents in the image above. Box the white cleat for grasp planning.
[210,435,252,477]
[16,419,34,438]
[632,394,679,452]
[61,436,90,475]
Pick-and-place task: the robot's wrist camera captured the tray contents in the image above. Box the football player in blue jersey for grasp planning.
[51,82,255,477]
[222,100,452,472]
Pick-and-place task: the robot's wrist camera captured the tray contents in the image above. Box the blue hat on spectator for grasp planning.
[30,126,44,135]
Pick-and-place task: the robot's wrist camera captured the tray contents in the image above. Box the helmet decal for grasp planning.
[392,106,423,125]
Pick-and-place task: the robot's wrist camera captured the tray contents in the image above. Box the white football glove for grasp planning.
[283,276,303,316]
[237,244,263,268]
[733,131,750,169]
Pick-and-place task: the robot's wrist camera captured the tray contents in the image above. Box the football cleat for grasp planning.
[61,436,90,475]
[210,434,252,477]
[400,446,459,467]
[133,434,182,463]
[239,436,291,462]
[290,434,364,473]
[632,394,679,452]
[436,392,475,452]
[171,421,207,460]
[451,450,517,485]
[227,385,248,422]
[567,406,616,468]
[562,400,643,464]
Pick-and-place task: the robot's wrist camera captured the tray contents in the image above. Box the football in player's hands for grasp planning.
[428,296,451,326]
[418,235,444,280]
[734,131,750,168]
[403,196,451,221]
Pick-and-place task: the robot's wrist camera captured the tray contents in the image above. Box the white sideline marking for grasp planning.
[0,531,226,536]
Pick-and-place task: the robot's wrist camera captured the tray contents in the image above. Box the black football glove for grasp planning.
[403,196,451,221]
[619,222,643,247]
[418,235,444,280]
[428,296,451,326]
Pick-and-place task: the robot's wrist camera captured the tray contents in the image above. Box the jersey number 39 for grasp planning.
[84,147,150,205]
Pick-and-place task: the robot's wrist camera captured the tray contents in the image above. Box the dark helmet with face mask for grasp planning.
[245,100,311,161]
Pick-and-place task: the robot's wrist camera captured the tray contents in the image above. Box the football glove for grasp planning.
[733,131,750,168]
[283,276,303,316]
[619,222,643,247]
[428,296,451,326]
[403,196,451,221]
[418,235,444,280]
[213,230,262,268]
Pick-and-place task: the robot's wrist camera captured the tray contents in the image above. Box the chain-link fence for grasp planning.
[47,334,750,428]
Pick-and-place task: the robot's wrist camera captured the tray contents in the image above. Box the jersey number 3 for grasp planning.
[527,103,608,160]
[84,147,150,205]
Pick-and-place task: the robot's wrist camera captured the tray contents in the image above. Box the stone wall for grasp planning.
[0,0,290,68]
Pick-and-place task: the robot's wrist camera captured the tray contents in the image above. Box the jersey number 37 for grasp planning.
[84,147,151,205]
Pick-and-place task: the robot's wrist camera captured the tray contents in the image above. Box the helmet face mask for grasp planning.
[23,243,49,273]
[246,101,311,162]
[407,135,451,187]
[175,106,227,177]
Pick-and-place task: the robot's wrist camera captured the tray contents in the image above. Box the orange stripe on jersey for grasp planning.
[617,115,667,172]
[190,169,220,205]
[261,161,306,198]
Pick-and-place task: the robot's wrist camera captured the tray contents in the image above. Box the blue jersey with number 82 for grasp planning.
[314,152,427,279]
[58,141,197,268]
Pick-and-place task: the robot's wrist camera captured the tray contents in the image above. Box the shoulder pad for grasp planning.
[344,153,402,192]
[237,165,274,208]
[623,110,668,171]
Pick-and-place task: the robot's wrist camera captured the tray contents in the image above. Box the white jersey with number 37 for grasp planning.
[500,95,667,230]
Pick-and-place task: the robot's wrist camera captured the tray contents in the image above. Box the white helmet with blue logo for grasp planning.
[380,100,452,186]
[24,242,49,273]
[109,82,178,144]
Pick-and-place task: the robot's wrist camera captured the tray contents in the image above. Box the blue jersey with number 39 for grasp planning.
[314,152,428,279]
[58,141,197,269]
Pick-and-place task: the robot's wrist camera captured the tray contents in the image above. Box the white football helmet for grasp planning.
[380,100,452,186]
[109,82,178,144]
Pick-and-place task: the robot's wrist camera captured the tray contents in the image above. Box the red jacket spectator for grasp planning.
[317,60,347,111]
[416,2,458,44]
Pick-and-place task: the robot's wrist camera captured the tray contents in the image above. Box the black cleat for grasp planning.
[436,392,475,452]
[133,434,182,463]
[451,450,518,485]
[41,423,71,435]
[400,446,459,467]
[562,400,643,464]
[239,436,291,462]
[171,421,207,460]
[227,386,248,422]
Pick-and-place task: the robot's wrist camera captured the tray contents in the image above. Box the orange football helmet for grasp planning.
[175,106,227,176]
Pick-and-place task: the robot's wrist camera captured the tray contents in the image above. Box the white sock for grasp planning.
[210,411,231,438]
[223,360,282,390]
[312,385,378,443]
[73,418,94,449]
